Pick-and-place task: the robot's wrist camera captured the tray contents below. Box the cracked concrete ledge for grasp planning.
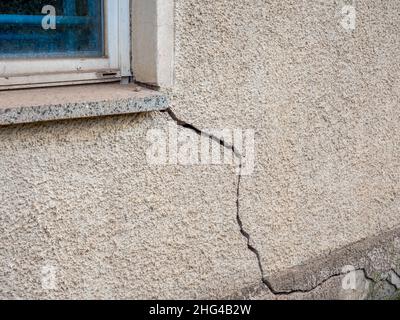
[265,226,400,294]
[165,108,400,300]
[227,226,400,300]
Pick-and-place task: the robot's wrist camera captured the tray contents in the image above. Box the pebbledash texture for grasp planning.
[1,0,399,299]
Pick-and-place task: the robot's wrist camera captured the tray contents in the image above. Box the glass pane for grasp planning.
[0,0,104,59]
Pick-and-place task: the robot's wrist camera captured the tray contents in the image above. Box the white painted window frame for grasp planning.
[0,0,175,90]
[0,0,131,90]
[132,0,174,88]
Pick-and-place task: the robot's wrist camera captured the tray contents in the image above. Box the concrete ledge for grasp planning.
[0,83,168,126]
[267,226,400,296]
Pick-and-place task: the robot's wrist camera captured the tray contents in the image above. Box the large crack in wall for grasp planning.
[163,108,400,299]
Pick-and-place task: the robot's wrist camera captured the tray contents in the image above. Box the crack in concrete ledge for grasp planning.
[386,269,400,289]
[391,269,400,279]
[162,108,399,298]
[264,268,377,297]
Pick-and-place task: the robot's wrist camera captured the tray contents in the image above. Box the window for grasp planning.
[0,0,131,89]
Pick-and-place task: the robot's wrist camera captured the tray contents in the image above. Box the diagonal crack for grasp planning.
[391,269,400,279]
[384,279,398,292]
[162,107,399,298]
[163,108,241,158]
[386,269,400,290]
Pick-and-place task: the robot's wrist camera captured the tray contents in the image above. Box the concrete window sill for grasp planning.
[0,83,168,126]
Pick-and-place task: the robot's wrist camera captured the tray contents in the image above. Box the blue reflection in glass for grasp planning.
[0,0,103,58]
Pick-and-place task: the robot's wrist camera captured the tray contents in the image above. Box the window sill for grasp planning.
[0,83,168,126]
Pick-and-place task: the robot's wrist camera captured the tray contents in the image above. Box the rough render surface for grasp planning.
[0,113,260,299]
[170,0,400,281]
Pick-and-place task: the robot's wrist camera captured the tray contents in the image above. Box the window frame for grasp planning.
[132,0,174,87]
[0,0,131,90]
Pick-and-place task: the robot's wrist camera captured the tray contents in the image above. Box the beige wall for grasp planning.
[0,113,259,299]
[1,0,399,299]
[171,0,400,278]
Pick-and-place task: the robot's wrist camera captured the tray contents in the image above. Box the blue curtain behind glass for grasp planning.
[0,0,103,58]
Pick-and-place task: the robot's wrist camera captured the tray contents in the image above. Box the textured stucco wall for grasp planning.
[1,0,400,299]
[0,113,259,299]
[171,0,400,279]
